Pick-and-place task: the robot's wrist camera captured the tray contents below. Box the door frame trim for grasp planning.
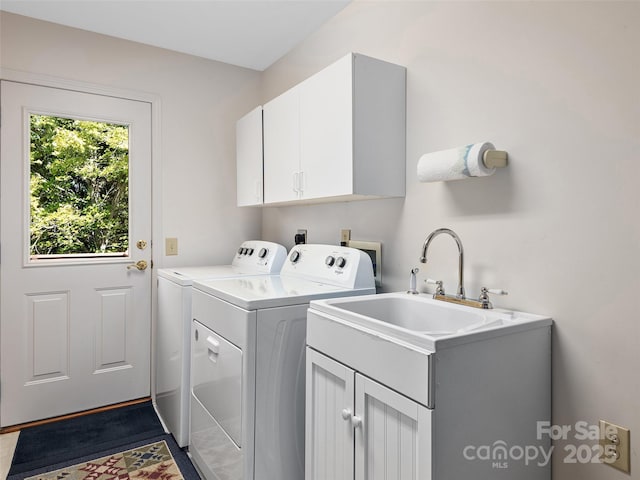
[0,68,162,401]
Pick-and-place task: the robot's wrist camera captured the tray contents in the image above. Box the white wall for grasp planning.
[0,12,262,267]
[259,2,639,478]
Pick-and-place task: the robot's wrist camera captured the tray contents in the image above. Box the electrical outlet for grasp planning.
[165,237,178,256]
[341,229,351,246]
[600,420,630,473]
[295,229,307,245]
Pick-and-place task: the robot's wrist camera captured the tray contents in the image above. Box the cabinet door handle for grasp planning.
[341,409,362,429]
[255,179,262,202]
[292,172,299,193]
[351,415,363,429]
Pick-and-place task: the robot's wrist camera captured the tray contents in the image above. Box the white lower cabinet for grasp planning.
[306,348,431,480]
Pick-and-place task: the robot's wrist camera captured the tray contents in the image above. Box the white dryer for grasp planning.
[189,244,376,480]
[155,240,287,447]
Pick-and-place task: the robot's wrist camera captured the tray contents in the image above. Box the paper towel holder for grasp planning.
[483,150,509,169]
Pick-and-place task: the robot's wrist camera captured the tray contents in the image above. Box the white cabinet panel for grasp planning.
[306,348,355,480]
[355,374,432,480]
[236,106,264,206]
[299,54,353,200]
[263,86,301,204]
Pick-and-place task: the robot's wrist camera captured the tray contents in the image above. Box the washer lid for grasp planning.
[157,265,256,286]
[192,274,375,310]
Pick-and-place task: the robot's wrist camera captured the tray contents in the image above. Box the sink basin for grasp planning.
[309,292,550,350]
[307,291,552,408]
[327,295,506,335]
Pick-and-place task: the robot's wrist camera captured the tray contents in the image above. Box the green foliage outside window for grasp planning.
[30,115,129,255]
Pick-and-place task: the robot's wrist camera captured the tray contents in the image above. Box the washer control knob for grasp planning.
[258,248,268,258]
[247,248,254,255]
[290,250,301,263]
[325,255,335,267]
[237,247,244,254]
[336,257,347,268]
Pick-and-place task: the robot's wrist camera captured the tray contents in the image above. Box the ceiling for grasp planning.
[0,0,351,71]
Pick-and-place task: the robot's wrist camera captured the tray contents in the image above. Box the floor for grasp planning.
[0,430,19,479]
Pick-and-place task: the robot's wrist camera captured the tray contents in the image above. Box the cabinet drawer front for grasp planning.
[307,310,432,407]
[355,375,432,480]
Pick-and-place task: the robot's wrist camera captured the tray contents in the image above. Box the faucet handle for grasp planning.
[478,287,508,309]
[426,278,445,295]
[484,288,508,296]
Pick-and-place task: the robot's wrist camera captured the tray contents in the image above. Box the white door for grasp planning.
[0,81,152,427]
[305,348,355,480]
[355,374,432,480]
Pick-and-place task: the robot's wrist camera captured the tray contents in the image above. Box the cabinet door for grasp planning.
[355,374,432,480]
[306,348,355,480]
[236,106,263,206]
[263,86,300,204]
[299,54,353,200]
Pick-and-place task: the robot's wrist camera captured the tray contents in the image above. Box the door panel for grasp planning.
[299,54,353,200]
[263,85,300,203]
[305,348,355,480]
[0,81,152,427]
[355,374,432,480]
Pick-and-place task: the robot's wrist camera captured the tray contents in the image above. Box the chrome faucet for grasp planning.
[420,228,465,298]
[420,228,508,309]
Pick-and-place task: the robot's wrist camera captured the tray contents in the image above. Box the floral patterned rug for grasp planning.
[24,440,184,480]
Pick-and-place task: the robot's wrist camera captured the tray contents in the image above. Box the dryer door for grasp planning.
[192,319,243,446]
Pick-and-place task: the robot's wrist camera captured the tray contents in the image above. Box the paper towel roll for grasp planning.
[417,142,496,182]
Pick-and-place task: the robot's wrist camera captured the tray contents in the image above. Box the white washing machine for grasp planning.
[155,240,287,447]
[189,244,376,480]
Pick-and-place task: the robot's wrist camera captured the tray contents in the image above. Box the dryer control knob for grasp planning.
[290,250,301,263]
[336,257,347,268]
[247,248,254,255]
[237,247,243,254]
[258,248,268,258]
[325,255,335,267]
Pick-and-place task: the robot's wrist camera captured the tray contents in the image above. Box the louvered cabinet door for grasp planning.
[355,374,432,480]
[305,348,355,480]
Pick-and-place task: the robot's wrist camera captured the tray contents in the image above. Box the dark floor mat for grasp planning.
[8,401,165,476]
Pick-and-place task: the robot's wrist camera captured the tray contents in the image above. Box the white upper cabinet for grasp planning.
[262,53,406,206]
[236,106,264,206]
[263,86,301,204]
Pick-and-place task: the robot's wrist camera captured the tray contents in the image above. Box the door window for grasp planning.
[29,114,130,260]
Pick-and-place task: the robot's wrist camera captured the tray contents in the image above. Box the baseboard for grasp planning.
[0,397,151,434]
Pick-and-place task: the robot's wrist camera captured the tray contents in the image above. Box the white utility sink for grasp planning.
[309,292,550,351]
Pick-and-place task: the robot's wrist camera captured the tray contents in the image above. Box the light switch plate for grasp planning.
[165,237,178,256]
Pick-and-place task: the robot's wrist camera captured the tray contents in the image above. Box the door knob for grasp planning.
[126,260,148,271]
